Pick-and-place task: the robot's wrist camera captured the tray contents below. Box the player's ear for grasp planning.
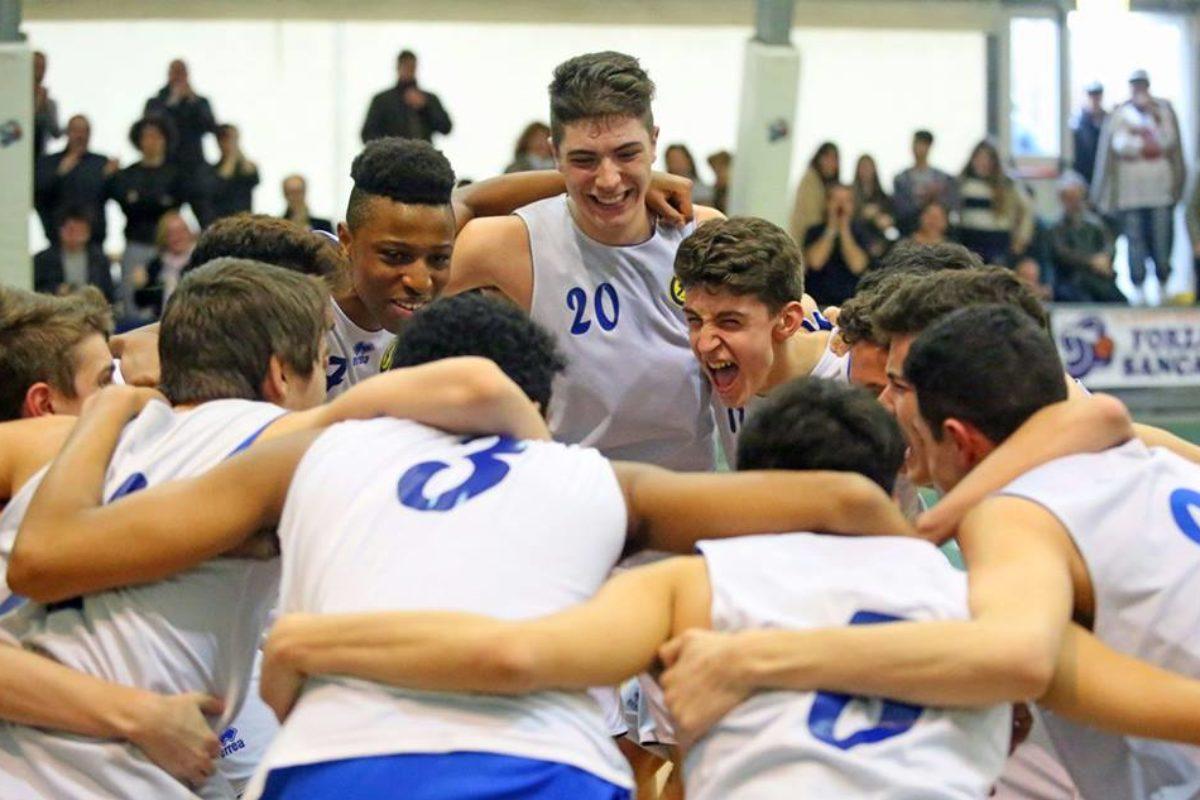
[21,382,55,418]
[336,221,353,256]
[942,418,990,472]
[260,355,288,405]
[649,125,660,160]
[774,301,806,341]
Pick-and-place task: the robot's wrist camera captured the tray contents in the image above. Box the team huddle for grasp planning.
[2,50,1200,800]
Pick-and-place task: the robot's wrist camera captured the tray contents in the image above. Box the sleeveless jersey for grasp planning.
[715,332,850,469]
[0,399,285,800]
[688,533,1010,799]
[1000,440,1200,799]
[519,196,715,470]
[243,418,632,798]
[0,466,48,615]
[325,298,392,399]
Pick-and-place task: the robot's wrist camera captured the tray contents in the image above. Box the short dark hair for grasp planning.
[398,49,416,62]
[549,52,655,143]
[838,269,925,347]
[905,305,1067,444]
[59,206,92,227]
[129,115,176,152]
[674,217,804,312]
[385,292,566,410]
[187,214,347,288]
[159,259,328,405]
[737,378,905,495]
[914,130,934,144]
[0,287,112,422]
[873,266,1048,339]
[346,138,455,230]
[877,240,983,274]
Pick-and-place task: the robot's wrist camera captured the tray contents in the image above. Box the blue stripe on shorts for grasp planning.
[258,751,631,800]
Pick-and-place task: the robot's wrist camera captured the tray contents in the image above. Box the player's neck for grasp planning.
[333,289,382,333]
[566,197,653,247]
[764,331,830,393]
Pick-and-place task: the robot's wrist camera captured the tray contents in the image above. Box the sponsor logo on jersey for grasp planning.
[219,726,246,758]
[1059,316,1114,379]
[669,276,686,307]
[352,341,375,367]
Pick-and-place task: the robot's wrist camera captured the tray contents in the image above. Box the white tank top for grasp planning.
[245,418,632,796]
[688,534,1010,799]
[325,298,392,399]
[519,196,715,470]
[1000,440,1200,799]
[0,467,47,615]
[715,332,850,469]
[0,399,285,800]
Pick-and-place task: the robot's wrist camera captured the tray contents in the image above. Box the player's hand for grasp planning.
[658,629,752,748]
[110,326,162,388]
[261,617,311,722]
[126,691,223,789]
[80,384,167,421]
[647,171,695,227]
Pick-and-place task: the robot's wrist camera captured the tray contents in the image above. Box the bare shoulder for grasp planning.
[0,415,76,498]
[694,205,725,224]
[449,216,533,308]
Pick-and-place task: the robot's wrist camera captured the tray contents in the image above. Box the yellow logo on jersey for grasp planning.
[670,276,686,307]
[379,338,397,372]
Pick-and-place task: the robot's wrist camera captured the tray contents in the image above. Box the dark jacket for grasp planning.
[34,150,110,244]
[106,162,183,245]
[33,244,116,303]
[361,83,452,143]
[144,87,218,169]
[210,161,260,220]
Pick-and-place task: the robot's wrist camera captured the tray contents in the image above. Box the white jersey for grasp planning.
[715,332,850,469]
[688,534,1010,799]
[0,399,285,800]
[1000,440,1200,799]
[519,196,715,470]
[325,298,391,399]
[244,418,632,798]
[0,467,47,615]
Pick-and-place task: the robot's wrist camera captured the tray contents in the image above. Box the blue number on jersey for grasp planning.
[807,610,924,750]
[567,283,620,335]
[1170,488,1200,545]
[398,436,526,512]
[108,472,148,503]
[326,355,348,391]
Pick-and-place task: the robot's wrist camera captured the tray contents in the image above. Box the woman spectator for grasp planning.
[106,115,182,314]
[790,141,839,243]
[851,154,897,259]
[133,210,196,320]
[707,150,732,214]
[905,200,953,246]
[955,139,1033,265]
[663,143,715,206]
[504,122,555,173]
[210,123,259,220]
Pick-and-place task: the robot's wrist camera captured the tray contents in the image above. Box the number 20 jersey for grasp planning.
[1000,440,1200,799]
[689,534,1010,800]
[519,195,715,471]
[245,418,632,796]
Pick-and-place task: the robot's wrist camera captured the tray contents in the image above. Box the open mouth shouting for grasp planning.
[706,358,742,402]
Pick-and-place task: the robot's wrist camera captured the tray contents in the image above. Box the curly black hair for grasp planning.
[737,377,905,494]
[385,292,567,411]
[346,137,455,230]
[128,114,177,153]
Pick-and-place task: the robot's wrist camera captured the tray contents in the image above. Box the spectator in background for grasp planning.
[361,50,453,144]
[34,114,115,245]
[1013,255,1053,302]
[955,139,1032,265]
[663,143,715,206]
[1091,69,1185,304]
[107,115,182,313]
[133,211,196,320]
[504,122,554,173]
[790,141,839,243]
[803,183,871,307]
[1188,178,1200,305]
[708,150,731,214]
[32,51,61,159]
[281,174,333,234]
[1072,82,1107,186]
[851,154,897,260]
[904,200,952,247]
[144,58,218,226]
[210,123,259,220]
[33,209,116,303]
[892,130,957,235]
[1051,171,1125,304]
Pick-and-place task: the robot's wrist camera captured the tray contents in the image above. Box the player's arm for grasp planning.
[1131,422,1200,465]
[263,356,549,443]
[614,462,918,554]
[444,215,530,301]
[0,639,221,785]
[108,321,161,388]
[260,558,700,719]
[9,390,316,601]
[917,394,1134,543]
[659,496,1073,742]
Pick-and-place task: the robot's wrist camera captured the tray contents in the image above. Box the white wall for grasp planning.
[23,19,985,253]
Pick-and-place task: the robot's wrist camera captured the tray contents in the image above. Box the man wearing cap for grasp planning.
[1071,82,1106,186]
[1091,69,1186,304]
